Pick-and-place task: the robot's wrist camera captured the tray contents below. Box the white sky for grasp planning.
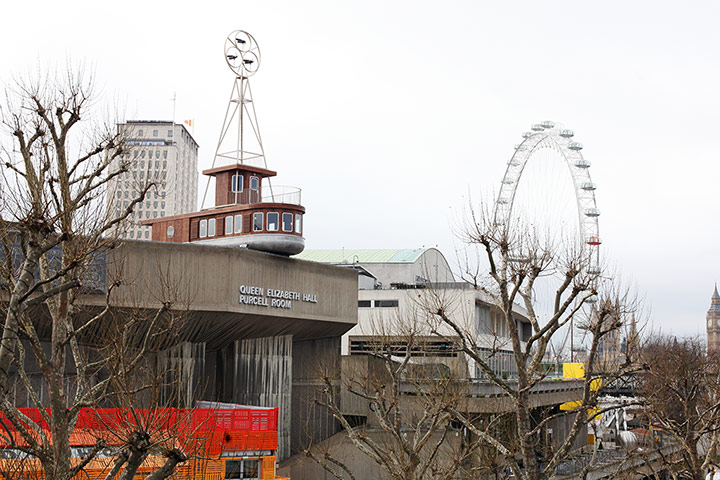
[1,0,718,337]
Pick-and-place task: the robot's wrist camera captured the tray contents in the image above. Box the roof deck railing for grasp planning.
[226,185,302,206]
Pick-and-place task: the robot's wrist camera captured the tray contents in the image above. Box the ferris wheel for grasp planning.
[494,121,601,273]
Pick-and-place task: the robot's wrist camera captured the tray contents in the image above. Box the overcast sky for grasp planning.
[1,0,718,337]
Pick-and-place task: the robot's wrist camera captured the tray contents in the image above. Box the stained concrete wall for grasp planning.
[290,337,342,457]
[99,241,358,335]
[234,336,293,460]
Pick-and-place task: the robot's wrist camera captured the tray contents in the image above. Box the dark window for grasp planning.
[250,176,259,190]
[232,174,244,193]
[253,213,263,232]
[224,459,259,479]
[358,300,371,308]
[225,460,242,479]
[267,212,279,231]
[282,213,293,232]
[375,300,399,308]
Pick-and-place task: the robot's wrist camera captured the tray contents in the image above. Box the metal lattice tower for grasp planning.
[202,30,268,208]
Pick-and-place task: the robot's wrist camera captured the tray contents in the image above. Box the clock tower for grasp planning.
[707,285,720,354]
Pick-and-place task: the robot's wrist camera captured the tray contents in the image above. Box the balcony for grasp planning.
[225,185,302,206]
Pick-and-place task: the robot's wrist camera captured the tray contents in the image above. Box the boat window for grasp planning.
[234,214,243,233]
[282,213,293,232]
[199,220,207,238]
[267,212,279,232]
[295,214,302,234]
[231,174,244,193]
[208,218,216,237]
[225,216,233,235]
[250,176,259,190]
[253,212,263,232]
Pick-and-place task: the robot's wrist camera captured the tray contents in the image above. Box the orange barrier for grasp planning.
[0,407,284,479]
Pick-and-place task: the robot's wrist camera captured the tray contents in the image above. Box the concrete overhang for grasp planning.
[60,241,358,349]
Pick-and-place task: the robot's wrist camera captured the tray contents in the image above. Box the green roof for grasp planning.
[294,249,428,264]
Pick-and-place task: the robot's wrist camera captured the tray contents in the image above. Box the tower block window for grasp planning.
[282,213,293,232]
[232,174,244,192]
[199,220,207,238]
[225,216,233,235]
[234,214,243,233]
[267,212,279,232]
[253,212,263,232]
[295,214,302,234]
[208,218,216,237]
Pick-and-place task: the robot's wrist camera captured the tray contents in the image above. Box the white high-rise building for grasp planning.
[108,121,199,240]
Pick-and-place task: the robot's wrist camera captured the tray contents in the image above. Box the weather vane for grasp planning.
[224,30,261,77]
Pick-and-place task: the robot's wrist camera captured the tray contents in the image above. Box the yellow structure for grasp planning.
[559,363,601,420]
[563,362,585,379]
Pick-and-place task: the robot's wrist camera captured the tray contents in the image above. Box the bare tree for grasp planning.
[307,311,493,480]
[0,67,189,480]
[425,206,642,480]
[635,335,720,480]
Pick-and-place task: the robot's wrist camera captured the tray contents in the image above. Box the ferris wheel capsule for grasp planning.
[586,235,602,246]
[584,208,601,217]
[560,129,574,138]
[568,142,584,151]
[540,120,555,129]
[502,176,516,184]
[522,131,533,138]
[497,198,510,205]
[575,159,591,168]
[581,182,597,191]
[508,159,521,166]
[588,265,602,275]
[531,124,544,131]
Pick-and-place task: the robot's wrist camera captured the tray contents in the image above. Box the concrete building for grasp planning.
[5,241,357,461]
[284,246,589,478]
[108,121,199,240]
[707,285,720,354]
[295,248,533,379]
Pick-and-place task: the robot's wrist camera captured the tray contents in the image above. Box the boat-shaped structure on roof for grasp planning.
[144,30,305,256]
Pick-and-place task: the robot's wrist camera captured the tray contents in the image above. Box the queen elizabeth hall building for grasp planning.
[4,241,358,461]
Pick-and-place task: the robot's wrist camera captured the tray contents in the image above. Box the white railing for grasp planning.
[225,185,302,206]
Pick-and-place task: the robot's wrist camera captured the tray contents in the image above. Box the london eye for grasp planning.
[494,121,601,273]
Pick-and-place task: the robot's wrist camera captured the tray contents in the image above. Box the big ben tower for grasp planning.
[707,285,720,354]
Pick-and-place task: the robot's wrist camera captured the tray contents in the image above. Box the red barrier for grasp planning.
[0,407,279,451]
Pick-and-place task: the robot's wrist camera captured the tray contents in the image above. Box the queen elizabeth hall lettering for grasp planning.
[238,285,318,309]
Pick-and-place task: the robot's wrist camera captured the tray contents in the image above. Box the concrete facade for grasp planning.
[108,121,199,241]
[296,248,532,379]
[7,241,358,461]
